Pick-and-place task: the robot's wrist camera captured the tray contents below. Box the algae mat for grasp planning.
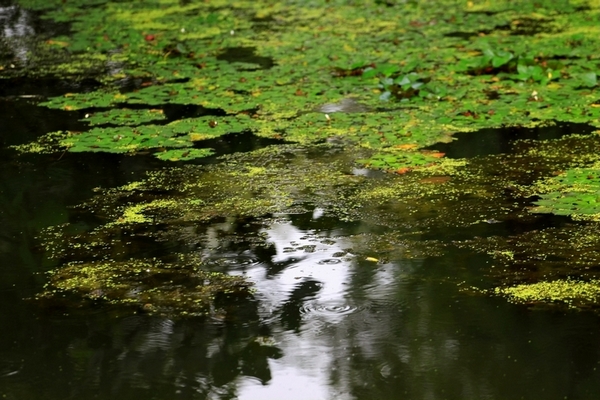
[4,0,600,315]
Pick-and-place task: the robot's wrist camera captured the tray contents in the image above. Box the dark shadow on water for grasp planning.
[426,122,596,159]
[279,279,322,332]
[287,210,392,235]
[216,46,275,69]
[183,130,286,165]
[162,103,227,121]
[421,213,576,242]
[0,98,88,146]
[0,77,102,98]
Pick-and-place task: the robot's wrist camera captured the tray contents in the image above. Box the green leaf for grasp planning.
[517,64,529,75]
[492,53,513,68]
[579,72,597,87]
[154,148,214,161]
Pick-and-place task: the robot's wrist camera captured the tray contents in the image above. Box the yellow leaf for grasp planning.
[395,143,419,150]
[190,133,209,141]
[46,40,69,47]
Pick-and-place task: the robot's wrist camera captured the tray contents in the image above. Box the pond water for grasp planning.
[2,97,600,400]
[2,3,600,400]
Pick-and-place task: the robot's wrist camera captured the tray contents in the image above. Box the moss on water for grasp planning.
[86,144,364,225]
[38,259,252,317]
[493,279,600,309]
[32,128,600,314]
[111,199,179,225]
[458,223,600,272]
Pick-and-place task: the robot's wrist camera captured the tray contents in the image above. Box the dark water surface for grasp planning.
[2,101,600,400]
[2,5,600,400]
[427,122,598,159]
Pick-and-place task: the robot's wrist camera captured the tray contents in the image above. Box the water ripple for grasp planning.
[299,302,362,318]
[317,258,342,265]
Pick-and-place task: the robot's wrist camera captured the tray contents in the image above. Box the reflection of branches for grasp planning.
[279,279,322,332]
[211,339,282,386]
[60,311,283,399]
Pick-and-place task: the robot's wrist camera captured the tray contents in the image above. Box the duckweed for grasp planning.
[38,259,252,317]
[494,279,600,308]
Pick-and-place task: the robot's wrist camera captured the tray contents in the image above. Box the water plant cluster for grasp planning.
[10,0,600,168]
[4,0,600,314]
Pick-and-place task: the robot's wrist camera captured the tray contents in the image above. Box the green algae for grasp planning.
[493,279,600,309]
[457,223,600,276]
[81,144,365,227]
[29,124,600,314]
[37,259,252,317]
[456,219,600,311]
[31,128,600,314]
[65,141,518,237]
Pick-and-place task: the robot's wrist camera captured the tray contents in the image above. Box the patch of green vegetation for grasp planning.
[32,125,600,314]
[12,115,253,159]
[457,219,600,310]
[37,259,252,317]
[83,108,166,126]
[9,0,600,169]
[11,0,600,315]
[62,139,542,244]
[457,223,600,276]
[81,144,365,227]
[493,279,600,309]
[155,148,214,162]
[28,119,600,315]
[528,166,600,220]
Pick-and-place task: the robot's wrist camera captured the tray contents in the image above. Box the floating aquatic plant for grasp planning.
[529,167,600,220]
[37,259,253,317]
[493,279,600,309]
[7,0,600,170]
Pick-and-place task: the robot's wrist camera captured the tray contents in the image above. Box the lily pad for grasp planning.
[11,0,600,171]
[82,108,166,126]
[530,167,600,220]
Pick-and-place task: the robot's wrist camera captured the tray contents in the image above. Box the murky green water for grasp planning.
[3,2,600,400]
